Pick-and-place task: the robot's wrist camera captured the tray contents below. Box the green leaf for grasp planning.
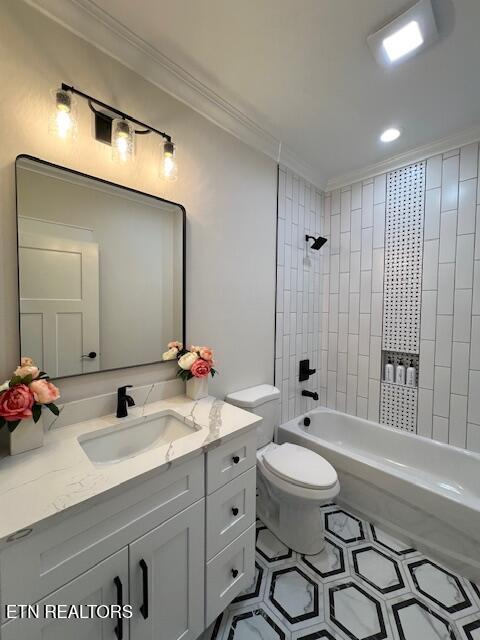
[22,373,33,385]
[46,403,60,416]
[9,375,22,387]
[32,404,42,423]
[7,420,21,433]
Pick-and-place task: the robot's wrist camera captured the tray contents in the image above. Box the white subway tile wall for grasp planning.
[419,143,480,451]
[276,166,325,421]
[276,142,480,452]
[322,175,385,423]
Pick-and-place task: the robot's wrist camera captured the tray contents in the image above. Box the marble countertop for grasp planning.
[0,394,261,544]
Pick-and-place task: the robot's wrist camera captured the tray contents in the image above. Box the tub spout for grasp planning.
[302,389,319,401]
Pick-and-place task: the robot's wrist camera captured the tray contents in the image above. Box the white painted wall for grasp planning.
[0,0,277,402]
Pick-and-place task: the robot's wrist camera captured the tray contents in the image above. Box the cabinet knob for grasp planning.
[231,568,239,578]
[81,351,97,359]
[231,507,239,516]
[232,455,240,464]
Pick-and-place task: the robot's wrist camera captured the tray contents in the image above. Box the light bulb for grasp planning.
[380,128,401,143]
[162,141,178,181]
[112,118,134,163]
[49,88,77,140]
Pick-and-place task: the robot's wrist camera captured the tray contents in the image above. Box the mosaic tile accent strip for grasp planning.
[204,504,480,640]
[380,382,418,432]
[383,162,425,354]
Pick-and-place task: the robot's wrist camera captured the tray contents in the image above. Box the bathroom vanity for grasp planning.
[0,392,260,639]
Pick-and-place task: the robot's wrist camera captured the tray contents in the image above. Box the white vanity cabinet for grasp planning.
[129,500,205,640]
[1,548,130,639]
[0,427,257,640]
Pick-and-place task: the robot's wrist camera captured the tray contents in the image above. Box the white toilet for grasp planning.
[225,384,340,555]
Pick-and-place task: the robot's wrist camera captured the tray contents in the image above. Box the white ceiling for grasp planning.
[41,0,480,186]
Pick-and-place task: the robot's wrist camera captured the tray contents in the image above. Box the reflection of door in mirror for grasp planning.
[19,229,100,377]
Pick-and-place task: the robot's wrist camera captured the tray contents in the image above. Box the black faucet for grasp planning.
[302,389,319,401]
[117,385,135,418]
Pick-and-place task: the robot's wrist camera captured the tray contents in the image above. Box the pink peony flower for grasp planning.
[190,358,212,378]
[29,380,60,405]
[0,384,34,422]
[199,347,214,362]
[168,341,183,350]
[21,357,35,367]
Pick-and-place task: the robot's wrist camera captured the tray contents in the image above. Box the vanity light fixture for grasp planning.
[49,88,77,140]
[380,127,401,143]
[50,83,177,179]
[161,140,178,182]
[367,0,438,67]
[112,118,135,163]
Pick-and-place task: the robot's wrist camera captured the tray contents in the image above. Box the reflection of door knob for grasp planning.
[82,352,97,359]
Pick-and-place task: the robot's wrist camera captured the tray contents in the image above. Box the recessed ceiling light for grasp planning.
[382,21,423,62]
[367,0,438,67]
[380,128,401,143]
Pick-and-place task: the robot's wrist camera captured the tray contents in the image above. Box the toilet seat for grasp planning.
[262,442,337,490]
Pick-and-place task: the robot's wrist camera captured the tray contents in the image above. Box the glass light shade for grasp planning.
[112,118,135,163]
[161,141,178,181]
[49,88,77,140]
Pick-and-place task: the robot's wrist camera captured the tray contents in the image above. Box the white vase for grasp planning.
[186,376,208,400]
[9,415,44,455]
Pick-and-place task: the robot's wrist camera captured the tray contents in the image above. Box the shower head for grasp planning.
[305,235,327,250]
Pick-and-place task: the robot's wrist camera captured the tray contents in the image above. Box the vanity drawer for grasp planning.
[0,454,203,621]
[206,430,256,493]
[206,468,256,560]
[205,523,256,627]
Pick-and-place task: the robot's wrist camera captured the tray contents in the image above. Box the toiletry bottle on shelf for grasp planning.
[385,358,394,383]
[406,360,416,387]
[396,361,406,385]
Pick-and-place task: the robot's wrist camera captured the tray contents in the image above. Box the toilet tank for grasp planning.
[225,385,280,449]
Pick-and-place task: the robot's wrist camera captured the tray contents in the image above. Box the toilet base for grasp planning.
[257,471,327,555]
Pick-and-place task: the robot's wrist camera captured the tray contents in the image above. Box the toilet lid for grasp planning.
[263,443,337,490]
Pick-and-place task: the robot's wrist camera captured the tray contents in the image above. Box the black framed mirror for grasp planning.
[15,155,185,379]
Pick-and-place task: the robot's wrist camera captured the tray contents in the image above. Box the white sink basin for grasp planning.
[78,411,197,464]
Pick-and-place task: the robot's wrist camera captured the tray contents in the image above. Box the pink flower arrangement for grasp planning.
[0,358,60,433]
[162,341,217,381]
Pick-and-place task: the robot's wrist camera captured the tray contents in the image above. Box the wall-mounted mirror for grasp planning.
[15,156,185,378]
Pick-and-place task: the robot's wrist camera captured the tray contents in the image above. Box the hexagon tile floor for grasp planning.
[205,503,480,640]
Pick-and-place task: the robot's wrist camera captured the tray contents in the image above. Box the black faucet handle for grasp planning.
[118,385,133,395]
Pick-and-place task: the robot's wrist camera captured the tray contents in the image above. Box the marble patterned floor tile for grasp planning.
[324,509,365,545]
[406,558,475,619]
[266,565,324,631]
[207,505,479,640]
[300,537,349,583]
[350,545,408,598]
[368,524,418,557]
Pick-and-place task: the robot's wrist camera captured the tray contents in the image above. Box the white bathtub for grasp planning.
[277,408,480,581]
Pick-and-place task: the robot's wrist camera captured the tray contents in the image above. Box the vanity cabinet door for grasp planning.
[1,548,129,640]
[129,500,204,640]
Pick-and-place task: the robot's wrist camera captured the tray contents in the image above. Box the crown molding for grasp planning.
[24,0,326,190]
[326,124,480,191]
